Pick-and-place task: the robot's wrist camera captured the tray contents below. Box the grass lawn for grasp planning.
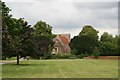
[2,59,118,78]
[0,57,17,63]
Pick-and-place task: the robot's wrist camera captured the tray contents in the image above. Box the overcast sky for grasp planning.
[3,0,119,38]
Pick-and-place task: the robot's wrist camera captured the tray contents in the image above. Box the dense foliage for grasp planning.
[99,32,119,56]
[29,21,54,59]
[2,1,34,64]
[70,27,120,56]
[70,25,99,55]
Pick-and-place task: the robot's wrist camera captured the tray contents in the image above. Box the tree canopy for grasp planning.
[100,32,113,43]
[70,25,99,55]
[99,32,119,56]
[31,20,54,59]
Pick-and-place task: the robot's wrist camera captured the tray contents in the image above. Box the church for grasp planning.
[52,34,71,54]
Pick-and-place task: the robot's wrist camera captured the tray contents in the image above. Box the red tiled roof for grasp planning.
[59,35,69,45]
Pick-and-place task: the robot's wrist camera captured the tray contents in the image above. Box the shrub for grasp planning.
[92,47,100,59]
[43,54,76,59]
[92,53,99,59]
[83,53,89,57]
[71,49,78,55]
[54,54,72,59]
[76,54,84,59]
[44,54,52,59]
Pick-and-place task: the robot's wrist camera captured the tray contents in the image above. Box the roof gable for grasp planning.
[53,34,70,46]
[59,35,69,45]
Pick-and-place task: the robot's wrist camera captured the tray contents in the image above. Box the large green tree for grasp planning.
[100,32,119,56]
[3,17,34,64]
[2,1,13,59]
[2,1,34,64]
[70,25,99,55]
[32,20,54,59]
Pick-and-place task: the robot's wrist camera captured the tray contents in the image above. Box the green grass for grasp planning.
[2,59,118,78]
[10,57,16,60]
[0,57,16,62]
[6,57,17,60]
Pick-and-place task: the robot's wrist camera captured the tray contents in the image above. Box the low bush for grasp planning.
[53,54,74,59]
[43,54,76,59]
[91,53,100,59]
[44,53,91,59]
[32,52,101,60]
[91,47,100,58]
[75,54,85,59]
[43,54,52,59]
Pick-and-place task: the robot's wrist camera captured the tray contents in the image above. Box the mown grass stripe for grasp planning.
[2,59,118,78]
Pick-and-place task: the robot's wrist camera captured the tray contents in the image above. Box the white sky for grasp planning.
[3,0,119,38]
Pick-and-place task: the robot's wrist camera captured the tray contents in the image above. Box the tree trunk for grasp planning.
[17,53,19,65]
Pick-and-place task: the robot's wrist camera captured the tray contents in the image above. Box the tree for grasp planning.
[79,25,99,37]
[70,36,80,55]
[2,1,34,64]
[99,42,117,56]
[32,20,54,59]
[79,25,99,54]
[100,32,113,43]
[70,25,99,55]
[2,1,13,59]
[99,32,119,56]
[4,18,33,64]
